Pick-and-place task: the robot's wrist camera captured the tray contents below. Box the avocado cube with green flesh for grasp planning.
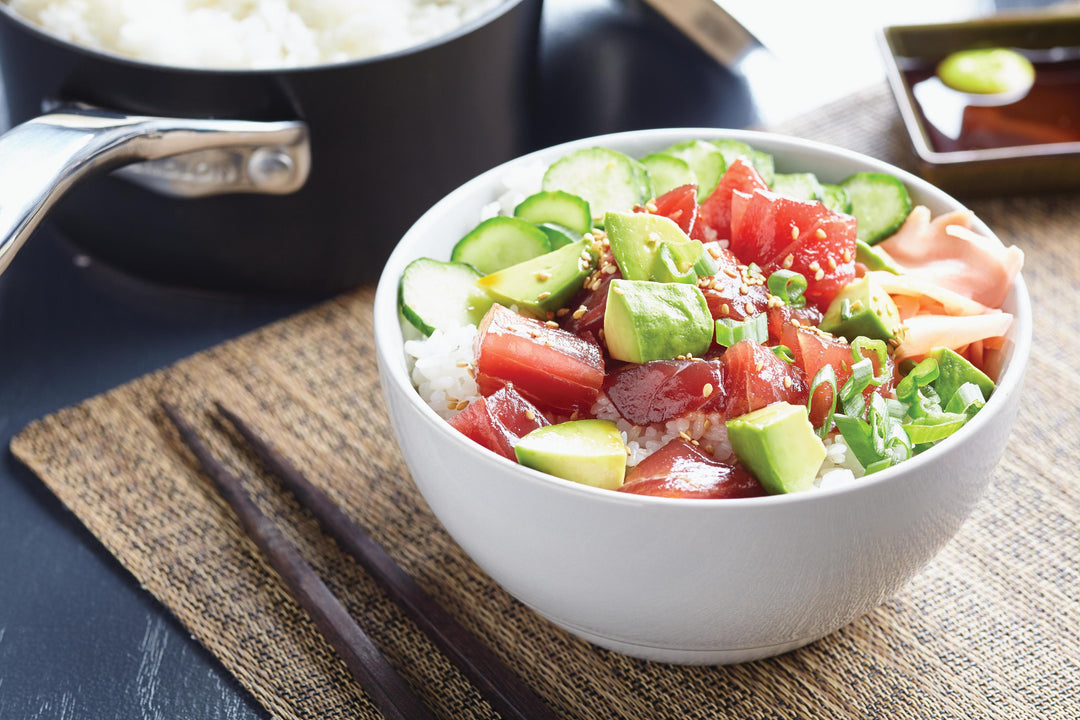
[820,275,902,342]
[855,239,902,274]
[726,402,826,494]
[605,211,705,284]
[603,279,714,363]
[515,420,627,490]
[930,347,995,407]
[476,238,598,319]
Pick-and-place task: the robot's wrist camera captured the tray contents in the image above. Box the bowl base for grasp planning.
[532,609,821,665]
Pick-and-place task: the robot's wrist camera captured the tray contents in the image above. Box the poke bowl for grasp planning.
[373,128,1030,664]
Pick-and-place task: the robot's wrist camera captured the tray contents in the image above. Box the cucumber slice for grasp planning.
[839,172,914,245]
[771,172,825,203]
[399,258,492,336]
[514,190,592,235]
[630,157,654,203]
[542,147,650,223]
[640,152,696,198]
[663,140,726,200]
[536,222,581,249]
[450,216,551,274]
[711,139,775,185]
[821,184,853,214]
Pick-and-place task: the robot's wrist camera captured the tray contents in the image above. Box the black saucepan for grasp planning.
[0,1,542,294]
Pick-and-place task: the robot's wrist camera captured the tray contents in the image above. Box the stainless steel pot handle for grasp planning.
[0,104,310,276]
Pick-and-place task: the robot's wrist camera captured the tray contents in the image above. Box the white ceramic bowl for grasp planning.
[374,128,1031,664]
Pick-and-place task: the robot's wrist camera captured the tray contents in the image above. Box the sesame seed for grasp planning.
[584,232,594,242]
[691,439,700,447]
[612,284,625,295]
[556,307,569,317]
[791,225,800,240]
[703,383,714,398]
[603,264,617,274]
[721,303,730,315]
[570,410,580,421]
[545,320,559,328]
[814,268,825,281]
[456,361,469,368]
[808,261,821,272]
[782,254,794,269]
[783,376,792,389]
[538,291,552,300]
[754,360,764,372]
[815,228,827,239]
[645,200,658,212]
[739,285,749,295]
[456,400,469,411]
[572,306,587,319]
[704,445,715,454]
[828,257,837,270]
[744,301,755,315]
[703,419,711,430]
[724,267,739,279]
[525,409,536,420]
[842,249,853,262]
[679,431,692,441]
[535,270,551,281]
[708,246,721,259]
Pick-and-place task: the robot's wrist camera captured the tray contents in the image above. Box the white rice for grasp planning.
[7,0,504,69]
[479,158,546,220]
[403,323,479,421]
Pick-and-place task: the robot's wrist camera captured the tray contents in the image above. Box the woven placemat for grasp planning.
[11,84,1080,719]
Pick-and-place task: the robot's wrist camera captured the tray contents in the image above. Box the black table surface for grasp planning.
[0,0,1049,717]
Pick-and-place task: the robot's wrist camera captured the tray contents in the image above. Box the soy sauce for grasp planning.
[903,54,1080,152]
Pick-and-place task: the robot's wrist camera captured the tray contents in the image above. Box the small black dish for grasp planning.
[879,10,1080,196]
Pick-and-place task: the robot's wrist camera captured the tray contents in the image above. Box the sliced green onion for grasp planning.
[715,314,768,347]
[903,412,968,444]
[864,458,893,475]
[808,364,838,437]
[851,336,889,382]
[838,357,874,417]
[896,358,939,401]
[835,413,877,467]
[767,270,807,308]
[771,344,795,363]
[885,398,909,420]
[944,381,986,417]
[746,262,764,279]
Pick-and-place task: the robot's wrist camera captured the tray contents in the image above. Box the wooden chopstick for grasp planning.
[213,402,560,720]
[161,403,439,720]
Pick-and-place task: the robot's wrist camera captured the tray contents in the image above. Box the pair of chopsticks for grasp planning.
[161,402,558,720]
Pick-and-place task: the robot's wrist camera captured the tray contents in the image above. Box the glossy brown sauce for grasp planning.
[904,56,1080,152]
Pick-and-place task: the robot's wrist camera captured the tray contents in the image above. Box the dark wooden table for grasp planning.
[0,0,1048,717]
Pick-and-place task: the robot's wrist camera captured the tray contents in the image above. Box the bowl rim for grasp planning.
[374,126,1032,510]
[0,0,526,75]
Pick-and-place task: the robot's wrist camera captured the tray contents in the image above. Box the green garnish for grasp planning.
[715,314,768,347]
[807,365,838,438]
[767,270,807,308]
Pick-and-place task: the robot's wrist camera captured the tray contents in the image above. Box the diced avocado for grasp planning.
[603,279,713,363]
[640,152,696,198]
[663,140,727,200]
[515,419,627,490]
[820,275,902,342]
[855,239,903,274]
[476,238,598,319]
[930,347,995,406]
[726,402,826,494]
[605,210,705,284]
[771,172,825,203]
